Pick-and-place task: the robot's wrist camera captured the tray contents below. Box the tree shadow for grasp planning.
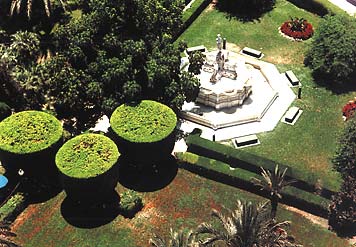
[60,190,120,229]
[117,155,178,192]
[312,71,356,95]
[215,0,275,22]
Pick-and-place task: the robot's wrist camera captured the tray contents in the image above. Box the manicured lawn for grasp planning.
[12,169,349,247]
[177,0,355,191]
[177,0,321,64]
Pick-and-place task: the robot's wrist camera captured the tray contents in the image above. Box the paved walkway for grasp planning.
[329,0,356,16]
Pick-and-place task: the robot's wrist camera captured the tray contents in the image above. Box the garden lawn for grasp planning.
[177,0,356,191]
[177,0,321,64]
[12,169,349,247]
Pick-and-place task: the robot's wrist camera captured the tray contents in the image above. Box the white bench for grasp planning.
[186,45,207,55]
[241,47,263,59]
[285,106,300,123]
[285,70,300,86]
[233,134,259,148]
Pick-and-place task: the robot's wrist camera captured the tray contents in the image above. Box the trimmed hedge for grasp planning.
[0,111,63,154]
[110,100,177,143]
[56,134,119,179]
[186,134,336,197]
[177,152,330,217]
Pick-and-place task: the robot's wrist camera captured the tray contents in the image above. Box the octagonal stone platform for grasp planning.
[179,50,296,141]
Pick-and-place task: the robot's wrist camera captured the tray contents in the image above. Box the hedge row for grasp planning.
[173,0,211,41]
[177,152,330,217]
[186,134,336,198]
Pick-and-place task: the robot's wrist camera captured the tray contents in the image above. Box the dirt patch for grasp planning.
[12,204,38,231]
[206,0,218,12]
[283,205,329,228]
[226,42,241,53]
[265,55,293,65]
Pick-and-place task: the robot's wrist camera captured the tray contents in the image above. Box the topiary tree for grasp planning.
[305,14,356,83]
[329,175,356,237]
[110,100,177,166]
[55,133,120,203]
[0,110,63,179]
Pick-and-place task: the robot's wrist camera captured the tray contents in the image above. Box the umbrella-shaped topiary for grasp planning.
[0,110,63,178]
[110,100,177,165]
[55,133,120,203]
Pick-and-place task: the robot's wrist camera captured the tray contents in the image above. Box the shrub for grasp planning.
[56,133,119,179]
[0,110,63,154]
[110,100,177,143]
[329,176,356,236]
[333,117,356,179]
[0,193,26,222]
[305,14,356,82]
[280,17,314,40]
[119,190,144,218]
[0,102,11,121]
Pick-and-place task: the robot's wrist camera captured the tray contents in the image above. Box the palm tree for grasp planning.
[196,200,301,247]
[9,0,67,19]
[251,165,296,219]
[149,228,199,247]
[0,221,21,247]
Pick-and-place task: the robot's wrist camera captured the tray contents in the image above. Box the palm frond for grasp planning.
[149,234,166,247]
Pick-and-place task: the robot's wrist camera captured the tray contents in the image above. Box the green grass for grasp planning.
[177,0,355,191]
[13,169,349,247]
[177,0,321,64]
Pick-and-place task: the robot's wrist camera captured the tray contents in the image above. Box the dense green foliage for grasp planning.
[305,14,356,83]
[110,100,177,143]
[186,134,335,192]
[0,111,63,154]
[333,117,356,179]
[119,190,144,218]
[188,51,205,75]
[177,152,331,216]
[0,193,26,222]
[0,102,11,121]
[55,133,119,179]
[0,0,200,134]
[329,176,356,236]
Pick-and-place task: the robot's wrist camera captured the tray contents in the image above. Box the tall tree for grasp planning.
[304,14,356,84]
[196,200,301,247]
[251,165,295,219]
[52,0,200,113]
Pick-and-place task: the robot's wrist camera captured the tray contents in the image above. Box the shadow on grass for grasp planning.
[117,155,178,192]
[311,71,356,95]
[60,190,120,229]
[214,0,274,22]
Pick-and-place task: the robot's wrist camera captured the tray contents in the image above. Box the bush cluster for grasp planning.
[119,190,144,218]
[110,100,177,143]
[55,133,119,179]
[280,18,314,40]
[0,111,63,154]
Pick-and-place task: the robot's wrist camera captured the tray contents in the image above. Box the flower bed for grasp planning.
[280,18,314,40]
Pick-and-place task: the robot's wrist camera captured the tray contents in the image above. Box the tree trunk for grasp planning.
[271,195,278,219]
